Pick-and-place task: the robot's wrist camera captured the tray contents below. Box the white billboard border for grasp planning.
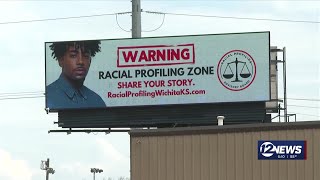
[44,31,271,112]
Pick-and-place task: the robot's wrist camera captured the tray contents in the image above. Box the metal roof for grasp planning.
[129,121,320,137]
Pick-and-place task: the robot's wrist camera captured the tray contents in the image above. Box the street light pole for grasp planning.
[45,158,49,180]
[40,158,55,180]
[91,168,103,180]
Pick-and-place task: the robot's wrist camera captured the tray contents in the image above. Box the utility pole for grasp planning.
[132,0,141,38]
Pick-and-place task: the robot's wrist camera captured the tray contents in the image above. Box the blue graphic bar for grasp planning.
[258,140,307,160]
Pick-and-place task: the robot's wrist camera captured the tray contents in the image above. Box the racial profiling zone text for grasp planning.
[99,66,215,79]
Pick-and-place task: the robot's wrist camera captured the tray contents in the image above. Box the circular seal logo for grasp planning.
[217,50,256,91]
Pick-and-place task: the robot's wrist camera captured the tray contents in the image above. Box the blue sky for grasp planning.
[0,1,319,180]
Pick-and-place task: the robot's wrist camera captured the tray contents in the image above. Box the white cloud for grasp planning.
[95,138,130,177]
[271,1,320,12]
[58,162,102,179]
[0,148,32,180]
[96,138,128,162]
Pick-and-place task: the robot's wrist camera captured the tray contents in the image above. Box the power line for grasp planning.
[1,91,319,103]
[115,13,131,32]
[0,91,45,100]
[0,91,44,96]
[143,11,166,32]
[116,11,165,32]
[288,105,320,109]
[0,12,130,25]
[285,98,320,102]
[289,112,320,118]
[146,11,320,24]
[0,95,44,101]
[0,10,318,26]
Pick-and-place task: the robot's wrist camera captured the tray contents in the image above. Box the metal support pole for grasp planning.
[132,0,141,38]
[278,104,281,122]
[41,158,54,180]
[91,168,102,180]
[283,47,287,122]
[46,158,49,180]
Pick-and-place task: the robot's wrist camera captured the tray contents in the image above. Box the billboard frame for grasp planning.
[45,31,270,112]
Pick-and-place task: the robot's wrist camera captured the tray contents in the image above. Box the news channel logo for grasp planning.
[258,140,307,160]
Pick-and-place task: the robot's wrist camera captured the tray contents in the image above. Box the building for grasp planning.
[130,121,320,180]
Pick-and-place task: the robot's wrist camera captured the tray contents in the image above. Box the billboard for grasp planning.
[45,31,270,111]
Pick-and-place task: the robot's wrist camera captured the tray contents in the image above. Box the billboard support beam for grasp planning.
[48,129,130,134]
[270,47,287,122]
[283,47,287,122]
[132,0,141,38]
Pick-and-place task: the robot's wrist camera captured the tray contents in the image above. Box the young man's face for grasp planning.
[58,45,91,82]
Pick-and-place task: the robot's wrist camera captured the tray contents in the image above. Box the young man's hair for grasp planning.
[49,40,101,60]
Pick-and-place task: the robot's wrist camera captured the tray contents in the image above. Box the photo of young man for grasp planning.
[46,40,106,109]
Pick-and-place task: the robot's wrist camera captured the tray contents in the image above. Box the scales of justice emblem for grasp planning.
[217,50,256,91]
